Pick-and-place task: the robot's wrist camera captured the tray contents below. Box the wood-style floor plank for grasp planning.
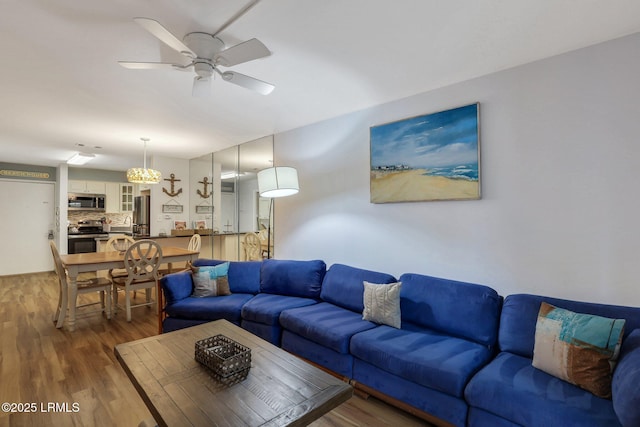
[0,272,430,426]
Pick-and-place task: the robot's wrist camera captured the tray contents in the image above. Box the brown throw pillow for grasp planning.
[216,276,231,296]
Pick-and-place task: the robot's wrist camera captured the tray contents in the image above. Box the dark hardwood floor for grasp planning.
[0,272,430,426]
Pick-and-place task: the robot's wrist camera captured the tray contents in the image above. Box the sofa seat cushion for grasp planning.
[165,293,255,323]
[465,352,621,427]
[350,324,493,397]
[280,302,378,354]
[241,293,318,326]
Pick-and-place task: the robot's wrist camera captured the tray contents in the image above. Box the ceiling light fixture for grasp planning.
[67,152,95,165]
[127,138,161,184]
[220,171,246,180]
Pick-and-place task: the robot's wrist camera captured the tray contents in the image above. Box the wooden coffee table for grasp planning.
[115,320,353,426]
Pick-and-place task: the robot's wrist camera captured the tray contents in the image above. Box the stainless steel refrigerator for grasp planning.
[133,195,150,237]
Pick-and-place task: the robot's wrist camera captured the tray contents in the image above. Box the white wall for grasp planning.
[274,33,640,306]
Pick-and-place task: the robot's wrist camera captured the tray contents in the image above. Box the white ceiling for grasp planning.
[1,0,639,172]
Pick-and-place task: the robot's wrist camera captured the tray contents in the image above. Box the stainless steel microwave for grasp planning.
[68,193,106,211]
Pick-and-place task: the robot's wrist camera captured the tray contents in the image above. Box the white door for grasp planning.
[0,180,55,275]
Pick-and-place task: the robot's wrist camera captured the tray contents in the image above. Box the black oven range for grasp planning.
[68,220,108,254]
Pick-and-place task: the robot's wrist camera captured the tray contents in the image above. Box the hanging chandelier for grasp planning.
[127,137,161,184]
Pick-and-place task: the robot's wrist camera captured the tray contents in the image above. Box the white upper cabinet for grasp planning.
[105,183,120,213]
[68,180,106,194]
[120,183,135,212]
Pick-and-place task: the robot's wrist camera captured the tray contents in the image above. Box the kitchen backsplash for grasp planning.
[68,211,132,226]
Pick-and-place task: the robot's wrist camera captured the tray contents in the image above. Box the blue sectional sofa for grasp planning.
[464,294,640,427]
[159,258,640,427]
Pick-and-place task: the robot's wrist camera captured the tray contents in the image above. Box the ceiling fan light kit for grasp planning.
[118,3,274,97]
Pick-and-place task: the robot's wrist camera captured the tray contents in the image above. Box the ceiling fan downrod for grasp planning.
[213,0,262,37]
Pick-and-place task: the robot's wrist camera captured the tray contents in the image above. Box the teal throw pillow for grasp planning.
[533,302,625,399]
[194,262,230,279]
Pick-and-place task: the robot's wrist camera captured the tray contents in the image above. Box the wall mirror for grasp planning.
[189,152,213,258]
[190,136,273,261]
[239,136,274,260]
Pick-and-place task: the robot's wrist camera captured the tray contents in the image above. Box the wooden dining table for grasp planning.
[60,247,199,331]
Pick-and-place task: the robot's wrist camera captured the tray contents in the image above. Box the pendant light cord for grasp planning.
[141,137,150,170]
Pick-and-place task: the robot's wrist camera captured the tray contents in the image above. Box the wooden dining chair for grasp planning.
[257,229,270,259]
[243,232,262,261]
[50,241,112,329]
[157,233,201,277]
[186,233,201,268]
[112,239,163,322]
[105,234,136,281]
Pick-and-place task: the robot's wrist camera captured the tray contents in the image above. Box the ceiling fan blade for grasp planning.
[192,75,212,97]
[214,38,270,67]
[118,61,183,70]
[221,71,274,95]
[133,17,196,59]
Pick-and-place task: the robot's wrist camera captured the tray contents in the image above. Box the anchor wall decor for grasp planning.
[162,173,183,197]
[197,177,212,198]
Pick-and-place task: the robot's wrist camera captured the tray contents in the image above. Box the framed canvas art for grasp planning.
[370,103,480,203]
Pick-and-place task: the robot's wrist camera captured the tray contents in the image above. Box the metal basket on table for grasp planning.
[195,334,251,384]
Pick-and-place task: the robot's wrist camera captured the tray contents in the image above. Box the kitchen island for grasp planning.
[95,232,242,261]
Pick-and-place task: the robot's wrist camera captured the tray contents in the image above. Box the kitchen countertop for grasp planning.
[95,232,240,241]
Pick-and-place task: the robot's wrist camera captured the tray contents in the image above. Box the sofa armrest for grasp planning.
[613,328,640,427]
[160,270,193,304]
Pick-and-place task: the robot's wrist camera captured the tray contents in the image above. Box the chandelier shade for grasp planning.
[127,138,161,184]
[126,167,162,184]
[257,166,299,198]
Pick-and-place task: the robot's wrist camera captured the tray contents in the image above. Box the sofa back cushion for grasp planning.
[320,263,396,313]
[192,259,261,294]
[160,270,193,304]
[260,259,326,298]
[612,329,640,427]
[500,294,640,358]
[399,273,502,347]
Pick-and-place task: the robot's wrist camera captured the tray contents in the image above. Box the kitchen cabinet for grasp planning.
[120,183,135,212]
[68,180,106,194]
[104,183,135,213]
[105,183,120,213]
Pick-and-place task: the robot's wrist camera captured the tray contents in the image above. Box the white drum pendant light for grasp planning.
[257,166,299,198]
[127,137,161,184]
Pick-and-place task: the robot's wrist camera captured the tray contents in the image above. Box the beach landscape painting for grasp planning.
[370,103,480,203]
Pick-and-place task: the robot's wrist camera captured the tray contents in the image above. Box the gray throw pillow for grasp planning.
[192,271,218,297]
[362,281,402,328]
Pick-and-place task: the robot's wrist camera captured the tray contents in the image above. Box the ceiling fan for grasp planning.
[118,0,274,96]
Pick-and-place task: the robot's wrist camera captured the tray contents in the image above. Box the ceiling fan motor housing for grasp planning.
[183,32,225,59]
